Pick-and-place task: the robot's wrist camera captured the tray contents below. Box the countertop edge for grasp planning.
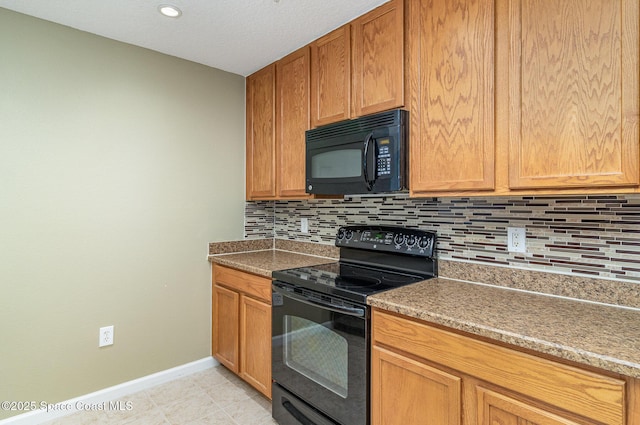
[368,279,640,379]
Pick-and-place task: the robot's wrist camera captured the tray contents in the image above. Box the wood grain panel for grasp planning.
[213,264,271,303]
[372,345,461,425]
[372,309,625,425]
[507,0,639,189]
[246,64,276,199]
[310,25,351,127]
[408,0,495,194]
[351,0,404,117]
[477,387,583,425]
[276,47,311,199]
[212,284,239,373]
[240,295,272,398]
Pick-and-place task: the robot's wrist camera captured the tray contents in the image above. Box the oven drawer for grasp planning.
[272,383,339,425]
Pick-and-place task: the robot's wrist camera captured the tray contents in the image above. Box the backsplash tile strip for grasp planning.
[245,194,640,284]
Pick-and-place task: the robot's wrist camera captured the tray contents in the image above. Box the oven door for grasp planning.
[272,281,368,425]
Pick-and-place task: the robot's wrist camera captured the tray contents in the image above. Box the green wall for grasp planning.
[0,8,245,418]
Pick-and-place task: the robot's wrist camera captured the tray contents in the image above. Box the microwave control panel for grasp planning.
[376,142,392,176]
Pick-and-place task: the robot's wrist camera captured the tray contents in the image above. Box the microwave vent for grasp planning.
[306,109,406,142]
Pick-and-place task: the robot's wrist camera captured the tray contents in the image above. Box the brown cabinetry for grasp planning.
[409,0,639,197]
[276,47,312,199]
[246,48,312,200]
[372,308,630,425]
[246,64,276,200]
[311,0,404,128]
[351,0,405,120]
[501,0,639,191]
[311,25,352,128]
[407,0,495,194]
[212,264,272,398]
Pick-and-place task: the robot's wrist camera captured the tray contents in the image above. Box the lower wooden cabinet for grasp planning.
[371,346,461,425]
[372,308,631,425]
[212,264,272,398]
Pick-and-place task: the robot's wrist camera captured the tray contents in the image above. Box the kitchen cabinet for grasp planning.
[276,46,312,199]
[372,308,631,425]
[351,0,404,118]
[503,0,639,191]
[310,24,351,127]
[407,0,496,194]
[409,0,639,197]
[246,49,312,200]
[371,345,461,425]
[212,264,272,398]
[246,64,276,200]
[311,0,404,127]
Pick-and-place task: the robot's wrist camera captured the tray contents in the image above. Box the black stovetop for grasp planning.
[272,261,431,304]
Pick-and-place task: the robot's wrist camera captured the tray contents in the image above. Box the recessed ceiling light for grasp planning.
[158,4,182,18]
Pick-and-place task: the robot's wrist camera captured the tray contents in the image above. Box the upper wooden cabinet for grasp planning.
[410,0,640,197]
[246,64,276,200]
[276,47,312,199]
[408,0,496,194]
[246,48,312,200]
[311,25,352,127]
[502,0,639,191]
[351,0,405,118]
[311,0,405,128]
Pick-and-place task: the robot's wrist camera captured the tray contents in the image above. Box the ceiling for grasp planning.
[0,0,389,77]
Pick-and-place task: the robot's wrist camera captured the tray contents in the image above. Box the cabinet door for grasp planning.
[212,284,239,373]
[240,295,272,398]
[246,64,276,199]
[477,387,583,425]
[276,46,312,199]
[311,25,351,127]
[351,0,404,117]
[504,0,639,190]
[408,0,496,194]
[371,346,461,425]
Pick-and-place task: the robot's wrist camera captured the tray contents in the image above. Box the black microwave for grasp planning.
[305,109,408,195]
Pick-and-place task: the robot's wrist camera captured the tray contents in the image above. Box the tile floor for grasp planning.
[45,366,277,425]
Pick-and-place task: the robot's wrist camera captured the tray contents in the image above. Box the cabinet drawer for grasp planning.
[372,309,625,425]
[213,264,271,303]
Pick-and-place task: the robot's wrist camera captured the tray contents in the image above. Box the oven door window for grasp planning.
[284,315,348,398]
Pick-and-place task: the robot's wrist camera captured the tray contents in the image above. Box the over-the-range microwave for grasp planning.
[305,109,408,195]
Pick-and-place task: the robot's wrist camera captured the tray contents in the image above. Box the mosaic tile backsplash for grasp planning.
[245,194,640,283]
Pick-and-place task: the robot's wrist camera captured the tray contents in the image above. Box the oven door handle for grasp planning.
[281,398,319,425]
[273,285,366,318]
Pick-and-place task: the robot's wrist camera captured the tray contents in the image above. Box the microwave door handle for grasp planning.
[362,132,376,190]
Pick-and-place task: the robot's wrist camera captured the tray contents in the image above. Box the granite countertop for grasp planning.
[208,240,640,379]
[368,277,640,379]
[210,249,336,278]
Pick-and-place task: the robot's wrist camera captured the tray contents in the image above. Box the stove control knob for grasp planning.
[337,228,345,240]
[345,229,354,240]
[418,236,431,249]
[393,233,405,246]
[406,234,417,247]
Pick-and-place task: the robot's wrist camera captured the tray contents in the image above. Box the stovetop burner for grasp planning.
[272,226,437,304]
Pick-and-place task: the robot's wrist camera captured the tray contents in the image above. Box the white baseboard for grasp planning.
[1,357,218,425]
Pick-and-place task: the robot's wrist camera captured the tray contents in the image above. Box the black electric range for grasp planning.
[271,225,437,425]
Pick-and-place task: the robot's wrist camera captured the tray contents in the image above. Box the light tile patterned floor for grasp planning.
[45,366,278,425]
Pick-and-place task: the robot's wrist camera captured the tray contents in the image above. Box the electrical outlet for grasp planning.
[99,325,114,347]
[301,218,309,233]
[507,227,526,253]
